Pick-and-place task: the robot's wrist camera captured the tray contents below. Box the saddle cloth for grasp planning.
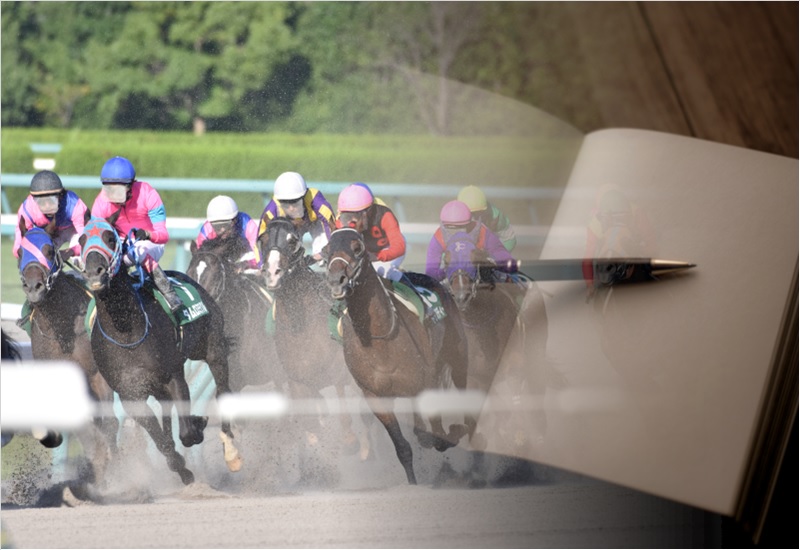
[84,275,209,336]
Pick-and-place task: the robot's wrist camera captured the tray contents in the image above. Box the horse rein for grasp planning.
[329,244,398,340]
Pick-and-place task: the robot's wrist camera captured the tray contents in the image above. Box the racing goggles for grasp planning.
[102,183,130,204]
[339,210,366,228]
[281,197,305,219]
[33,193,60,216]
[211,219,235,236]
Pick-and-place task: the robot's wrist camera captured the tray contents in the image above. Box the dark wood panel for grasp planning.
[641,2,798,157]
[566,2,692,136]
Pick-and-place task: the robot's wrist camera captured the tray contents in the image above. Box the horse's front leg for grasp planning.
[165,375,206,448]
[367,394,416,485]
[121,399,195,486]
[414,413,467,452]
[87,372,120,456]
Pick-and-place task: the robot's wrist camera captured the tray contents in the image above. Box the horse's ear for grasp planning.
[79,233,87,250]
[83,210,91,225]
[257,232,269,252]
[18,217,27,238]
[190,240,198,254]
[107,209,121,227]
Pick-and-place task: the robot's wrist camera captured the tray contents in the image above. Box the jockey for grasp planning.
[426,200,518,283]
[457,185,517,252]
[335,182,406,282]
[258,171,335,263]
[583,184,659,294]
[13,170,89,263]
[90,156,182,312]
[196,195,261,270]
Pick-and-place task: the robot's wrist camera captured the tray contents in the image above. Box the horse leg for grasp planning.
[165,376,207,448]
[334,383,361,456]
[203,340,243,472]
[368,395,416,485]
[121,400,195,486]
[412,412,467,452]
[87,372,120,456]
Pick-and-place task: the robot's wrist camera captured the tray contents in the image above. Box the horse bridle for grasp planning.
[328,240,366,294]
[328,232,398,340]
[266,221,306,275]
[19,237,63,293]
[82,220,151,348]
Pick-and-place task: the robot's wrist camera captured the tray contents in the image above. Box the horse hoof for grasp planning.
[413,428,435,449]
[226,456,243,473]
[470,432,488,452]
[39,431,64,448]
[179,469,195,486]
[194,415,209,432]
[447,423,468,442]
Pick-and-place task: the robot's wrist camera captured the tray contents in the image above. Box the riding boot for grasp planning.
[151,265,183,312]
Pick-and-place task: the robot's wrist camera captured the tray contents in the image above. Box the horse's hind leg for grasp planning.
[334,383,361,456]
[123,402,195,486]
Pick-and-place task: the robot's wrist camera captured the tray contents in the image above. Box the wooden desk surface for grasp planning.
[560,2,797,158]
[557,3,797,546]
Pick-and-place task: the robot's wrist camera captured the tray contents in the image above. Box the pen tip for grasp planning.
[651,259,696,276]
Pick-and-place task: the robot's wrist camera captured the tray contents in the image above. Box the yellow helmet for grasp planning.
[457,185,487,212]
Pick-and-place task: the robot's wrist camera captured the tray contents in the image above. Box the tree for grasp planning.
[82,2,299,132]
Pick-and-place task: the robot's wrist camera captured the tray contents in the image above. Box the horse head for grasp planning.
[79,217,124,294]
[325,228,368,300]
[442,232,495,311]
[258,217,305,290]
[188,237,249,300]
[18,224,63,305]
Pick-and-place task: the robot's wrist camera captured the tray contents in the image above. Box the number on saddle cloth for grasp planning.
[394,272,447,325]
[152,277,210,326]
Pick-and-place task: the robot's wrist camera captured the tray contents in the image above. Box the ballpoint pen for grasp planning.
[524,258,696,286]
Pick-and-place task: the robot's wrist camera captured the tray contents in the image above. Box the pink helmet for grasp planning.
[338,184,374,212]
[440,200,472,225]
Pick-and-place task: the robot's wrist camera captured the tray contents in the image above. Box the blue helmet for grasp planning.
[100,156,136,184]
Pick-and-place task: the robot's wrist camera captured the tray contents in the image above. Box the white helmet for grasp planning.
[274,171,307,201]
[207,195,238,222]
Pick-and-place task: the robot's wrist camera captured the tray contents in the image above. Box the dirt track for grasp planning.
[1,319,713,548]
[2,473,713,549]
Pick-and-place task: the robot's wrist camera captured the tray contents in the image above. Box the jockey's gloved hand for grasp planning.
[504,259,519,273]
[133,228,150,241]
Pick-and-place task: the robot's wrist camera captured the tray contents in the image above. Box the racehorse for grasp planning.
[258,217,366,460]
[187,236,283,392]
[441,232,549,451]
[325,227,470,484]
[16,221,119,477]
[79,217,241,485]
